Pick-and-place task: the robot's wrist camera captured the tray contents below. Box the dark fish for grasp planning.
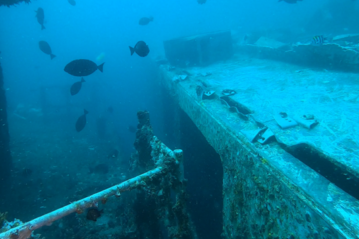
[278,0,302,3]
[64,59,104,77]
[311,35,325,46]
[129,41,150,57]
[89,163,109,174]
[108,149,119,159]
[128,125,136,133]
[75,109,88,132]
[197,0,206,4]
[21,168,33,177]
[139,17,153,26]
[68,0,76,6]
[35,7,45,30]
[70,78,85,96]
[39,41,56,60]
[243,35,248,43]
[107,107,113,113]
[86,208,103,221]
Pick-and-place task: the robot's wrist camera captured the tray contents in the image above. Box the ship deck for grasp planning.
[159,54,359,238]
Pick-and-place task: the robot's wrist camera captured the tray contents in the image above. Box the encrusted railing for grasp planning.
[0,111,197,239]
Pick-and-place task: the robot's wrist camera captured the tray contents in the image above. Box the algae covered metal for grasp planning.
[158,54,359,238]
[0,111,197,239]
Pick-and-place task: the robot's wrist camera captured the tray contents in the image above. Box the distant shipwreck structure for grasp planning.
[0,64,12,191]
[0,0,30,7]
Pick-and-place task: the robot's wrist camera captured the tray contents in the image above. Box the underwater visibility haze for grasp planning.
[1,0,359,238]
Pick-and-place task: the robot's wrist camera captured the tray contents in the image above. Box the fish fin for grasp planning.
[97,63,104,73]
[129,46,135,56]
[84,109,89,115]
[81,77,85,83]
[41,25,45,30]
[50,54,56,60]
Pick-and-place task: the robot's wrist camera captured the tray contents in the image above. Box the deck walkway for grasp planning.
[159,55,359,239]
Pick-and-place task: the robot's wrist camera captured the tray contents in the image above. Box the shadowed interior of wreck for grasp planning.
[160,86,223,239]
[179,109,223,239]
[0,63,12,193]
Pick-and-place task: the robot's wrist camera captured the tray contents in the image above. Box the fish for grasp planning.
[197,0,206,4]
[89,163,109,174]
[38,41,56,60]
[139,17,153,26]
[86,208,103,222]
[64,59,104,77]
[35,7,45,30]
[128,125,136,133]
[21,168,33,177]
[107,107,113,113]
[311,35,325,46]
[129,41,150,57]
[75,109,88,132]
[70,78,85,96]
[278,0,302,3]
[68,0,76,6]
[108,149,119,158]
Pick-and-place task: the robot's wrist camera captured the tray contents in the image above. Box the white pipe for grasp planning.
[0,167,164,239]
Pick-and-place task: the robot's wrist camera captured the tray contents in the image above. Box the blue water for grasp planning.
[1,0,359,238]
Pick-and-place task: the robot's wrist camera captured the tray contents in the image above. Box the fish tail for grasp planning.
[129,46,135,56]
[84,109,89,115]
[41,25,45,30]
[81,77,85,83]
[50,54,56,60]
[98,62,104,72]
